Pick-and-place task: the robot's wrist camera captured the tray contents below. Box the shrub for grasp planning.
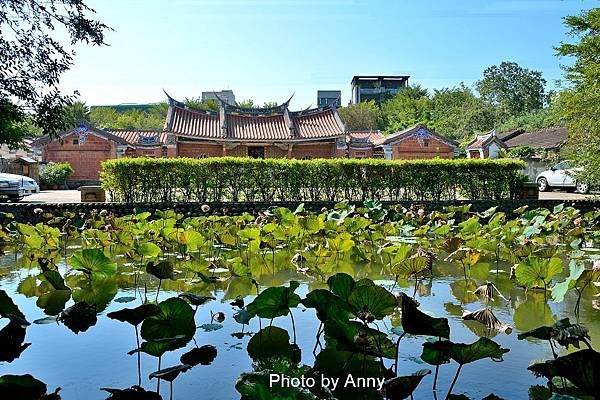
[100,157,527,203]
[40,162,74,186]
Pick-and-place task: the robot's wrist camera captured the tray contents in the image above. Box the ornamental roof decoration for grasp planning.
[375,125,458,148]
[163,92,345,142]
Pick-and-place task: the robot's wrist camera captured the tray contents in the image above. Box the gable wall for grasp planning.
[391,137,454,159]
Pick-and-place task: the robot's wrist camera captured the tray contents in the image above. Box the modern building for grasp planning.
[201,90,235,105]
[351,75,410,105]
[317,90,341,108]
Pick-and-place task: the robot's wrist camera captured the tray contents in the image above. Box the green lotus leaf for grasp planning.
[71,277,118,312]
[198,323,223,332]
[178,292,215,306]
[399,293,450,338]
[0,374,47,400]
[448,337,509,365]
[527,349,600,396]
[247,326,300,363]
[323,319,396,359]
[300,289,352,323]
[247,281,300,319]
[518,318,590,350]
[313,348,383,379]
[40,270,70,291]
[149,364,191,382]
[236,371,331,400]
[420,339,453,366]
[36,289,71,316]
[101,385,163,400]
[383,369,431,400]
[136,242,161,258]
[348,284,396,320]
[180,345,217,366]
[107,304,161,326]
[392,256,429,278]
[326,273,355,301]
[130,336,188,357]
[233,309,254,325]
[70,248,117,279]
[146,260,174,280]
[515,257,562,289]
[141,297,195,341]
[551,261,586,302]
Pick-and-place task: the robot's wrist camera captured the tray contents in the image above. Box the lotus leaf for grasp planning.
[420,340,453,366]
[149,364,191,382]
[36,289,71,316]
[515,256,562,290]
[448,337,509,365]
[136,242,161,258]
[247,281,301,319]
[101,385,163,400]
[178,292,215,306]
[107,304,161,326]
[0,321,30,363]
[323,319,396,359]
[527,349,600,396]
[392,256,429,278]
[326,273,355,301]
[180,345,218,366]
[399,293,450,338]
[236,371,331,400]
[70,248,117,279]
[146,260,174,280]
[247,326,300,363]
[383,369,431,400]
[40,270,70,291]
[300,289,352,323]
[140,297,195,341]
[348,284,397,320]
[59,302,97,334]
[0,374,47,400]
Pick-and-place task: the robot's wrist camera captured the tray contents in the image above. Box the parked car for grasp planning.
[536,161,589,194]
[0,173,40,202]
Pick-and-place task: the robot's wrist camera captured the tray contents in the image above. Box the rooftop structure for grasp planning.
[351,75,410,105]
[201,90,235,105]
[317,90,341,108]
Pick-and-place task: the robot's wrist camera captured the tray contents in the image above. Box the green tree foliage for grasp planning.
[235,99,256,109]
[90,104,167,130]
[497,98,564,133]
[338,101,381,131]
[476,61,547,118]
[62,102,91,129]
[0,0,109,145]
[429,85,496,139]
[381,85,431,133]
[556,8,600,183]
[183,98,219,112]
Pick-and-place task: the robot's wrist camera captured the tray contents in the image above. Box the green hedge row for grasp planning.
[100,157,527,203]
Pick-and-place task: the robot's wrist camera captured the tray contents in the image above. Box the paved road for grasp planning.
[20,190,82,203]
[11,189,598,204]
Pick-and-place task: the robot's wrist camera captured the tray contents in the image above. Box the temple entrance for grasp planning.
[247,146,265,159]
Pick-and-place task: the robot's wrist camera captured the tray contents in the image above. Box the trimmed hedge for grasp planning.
[100,157,527,203]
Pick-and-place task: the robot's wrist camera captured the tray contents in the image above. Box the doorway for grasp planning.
[247,146,265,159]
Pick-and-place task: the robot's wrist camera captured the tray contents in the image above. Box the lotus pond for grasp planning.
[0,202,599,400]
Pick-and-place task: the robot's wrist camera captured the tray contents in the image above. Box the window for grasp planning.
[198,154,208,159]
[302,155,312,160]
[72,139,79,145]
[424,140,430,147]
[247,146,265,159]
[355,151,367,158]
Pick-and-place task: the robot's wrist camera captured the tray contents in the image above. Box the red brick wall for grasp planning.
[43,133,115,180]
[291,143,335,159]
[265,146,288,158]
[391,137,454,160]
[177,142,223,158]
[348,147,373,158]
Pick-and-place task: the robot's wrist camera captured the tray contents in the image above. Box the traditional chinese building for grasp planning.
[33,94,458,184]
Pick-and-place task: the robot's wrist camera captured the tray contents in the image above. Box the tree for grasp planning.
[0,0,110,145]
[429,85,495,139]
[556,8,600,184]
[338,101,381,131]
[476,62,547,118]
[235,99,256,109]
[62,101,91,129]
[184,97,219,112]
[381,86,431,133]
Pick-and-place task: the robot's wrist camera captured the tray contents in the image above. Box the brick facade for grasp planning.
[291,142,336,159]
[42,133,116,180]
[176,142,223,158]
[391,137,454,159]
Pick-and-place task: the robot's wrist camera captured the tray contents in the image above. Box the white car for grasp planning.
[536,161,589,194]
[0,173,40,202]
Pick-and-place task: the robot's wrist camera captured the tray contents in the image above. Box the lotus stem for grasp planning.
[170,381,173,400]
[445,364,463,399]
[289,310,297,344]
[313,323,323,356]
[157,355,162,393]
[394,332,406,375]
[135,325,141,387]
[156,279,162,302]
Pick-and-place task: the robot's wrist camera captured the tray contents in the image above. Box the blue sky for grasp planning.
[60,0,596,109]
